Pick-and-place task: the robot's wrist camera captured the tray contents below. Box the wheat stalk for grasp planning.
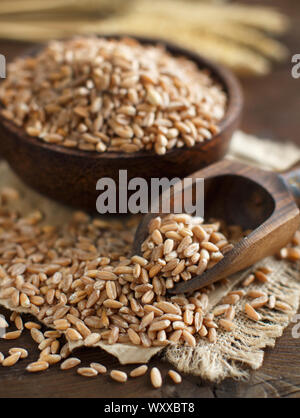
[0,0,289,75]
[0,0,129,15]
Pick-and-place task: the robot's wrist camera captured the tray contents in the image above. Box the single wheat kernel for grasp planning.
[3,330,22,340]
[168,370,182,384]
[2,352,21,367]
[219,319,236,332]
[245,303,261,321]
[60,343,71,359]
[66,328,83,341]
[169,329,182,343]
[275,301,292,312]
[148,320,171,332]
[77,367,98,377]
[51,340,60,354]
[25,321,41,330]
[254,270,269,283]
[30,328,44,344]
[26,361,49,372]
[242,274,255,287]
[60,358,81,370]
[208,327,217,343]
[130,365,148,378]
[225,306,236,321]
[199,325,208,337]
[128,328,141,345]
[182,330,196,347]
[150,367,162,388]
[110,370,128,383]
[75,321,91,338]
[44,330,61,339]
[222,294,240,305]
[38,338,53,351]
[247,290,266,299]
[14,315,23,330]
[250,295,268,309]
[156,301,179,315]
[84,333,101,347]
[42,354,61,365]
[213,304,230,316]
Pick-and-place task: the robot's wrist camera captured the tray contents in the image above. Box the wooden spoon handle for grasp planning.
[280,167,300,206]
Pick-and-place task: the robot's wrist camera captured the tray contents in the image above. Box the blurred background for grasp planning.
[0,0,298,142]
[0,0,291,75]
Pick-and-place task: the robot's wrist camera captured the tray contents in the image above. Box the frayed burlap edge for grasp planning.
[165,257,300,382]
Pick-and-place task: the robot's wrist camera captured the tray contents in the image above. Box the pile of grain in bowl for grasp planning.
[0,37,226,155]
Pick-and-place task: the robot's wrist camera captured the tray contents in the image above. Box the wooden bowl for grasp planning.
[0,35,243,212]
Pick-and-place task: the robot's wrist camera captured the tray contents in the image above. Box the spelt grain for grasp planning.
[2,352,21,367]
[130,365,148,378]
[77,367,98,377]
[168,370,182,384]
[245,303,261,321]
[26,361,49,372]
[110,370,127,383]
[4,330,22,340]
[150,367,162,388]
[60,358,81,370]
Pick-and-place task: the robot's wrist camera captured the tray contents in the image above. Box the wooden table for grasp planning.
[0,0,299,398]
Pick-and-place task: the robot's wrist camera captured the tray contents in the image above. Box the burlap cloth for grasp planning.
[1,130,300,382]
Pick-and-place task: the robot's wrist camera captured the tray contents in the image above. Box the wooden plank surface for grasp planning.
[0,0,299,398]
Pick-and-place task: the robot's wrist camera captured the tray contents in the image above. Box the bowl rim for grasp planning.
[0,34,243,161]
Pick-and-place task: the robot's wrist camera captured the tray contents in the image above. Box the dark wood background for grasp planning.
[0,0,299,398]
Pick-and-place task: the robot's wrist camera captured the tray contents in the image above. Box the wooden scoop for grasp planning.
[133,159,300,294]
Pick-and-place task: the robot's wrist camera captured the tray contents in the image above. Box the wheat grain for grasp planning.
[60,357,81,370]
[24,321,41,330]
[30,328,44,344]
[3,330,22,340]
[245,303,261,321]
[150,367,162,388]
[168,370,182,384]
[219,319,236,332]
[130,365,148,378]
[250,295,268,309]
[2,352,21,367]
[77,367,98,377]
[110,370,128,383]
[26,361,49,372]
